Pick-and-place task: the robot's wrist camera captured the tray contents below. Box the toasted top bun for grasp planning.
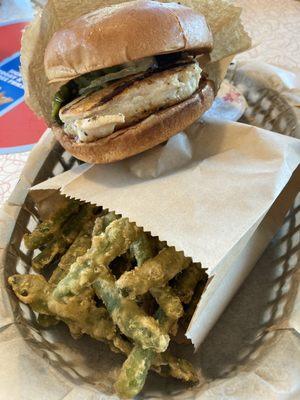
[44,0,213,84]
[52,79,214,164]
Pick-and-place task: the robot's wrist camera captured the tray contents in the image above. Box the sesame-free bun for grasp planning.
[52,79,214,164]
[44,0,213,84]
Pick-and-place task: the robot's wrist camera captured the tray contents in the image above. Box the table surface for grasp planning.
[0,0,299,207]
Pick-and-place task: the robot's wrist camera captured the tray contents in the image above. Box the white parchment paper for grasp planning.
[32,120,300,272]
[31,120,300,349]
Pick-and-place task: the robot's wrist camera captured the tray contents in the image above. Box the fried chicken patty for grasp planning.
[59,62,202,142]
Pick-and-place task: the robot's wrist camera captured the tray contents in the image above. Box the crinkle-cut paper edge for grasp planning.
[58,190,197,263]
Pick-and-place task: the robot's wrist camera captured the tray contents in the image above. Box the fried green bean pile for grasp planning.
[8,197,208,398]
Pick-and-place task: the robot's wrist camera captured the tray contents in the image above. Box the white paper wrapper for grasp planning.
[31,120,300,348]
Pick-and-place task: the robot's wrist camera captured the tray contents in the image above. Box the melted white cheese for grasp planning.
[64,114,125,142]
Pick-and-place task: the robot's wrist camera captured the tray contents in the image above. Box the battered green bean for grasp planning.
[117,247,191,299]
[8,274,51,314]
[23,199,80,250]
[173,263,206,304]
[150,286,183,320]
[114,309,165,399]
[13,200,202,396]
[49,218,96,285]
[152,311,197,382]
[53,218,142,299]
[92,211,118,235]
[108,330,196,384]
[114,307,197,398]
[115,346,155,398]
[32,240,66,271]
[52,218,169,352]
[8,274,115,341]
[130,232,155,266]
[156,353,198,383]
[92,270,169,353]
[130,233,183,320]
[32,204,95,271]
[38,213,98,325]
[8,275,196,389]
[115,236,189,398]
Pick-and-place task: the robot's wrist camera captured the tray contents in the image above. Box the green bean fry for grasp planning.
[53,218,142,299]
[24,199,80,250]
[9,196,207,398]
[116,247,191,298]
[173,262,206,304]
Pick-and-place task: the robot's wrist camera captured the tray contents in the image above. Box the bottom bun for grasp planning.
[52,80,214,164]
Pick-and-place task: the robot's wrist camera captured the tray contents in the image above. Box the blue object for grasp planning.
[0,52,24,117]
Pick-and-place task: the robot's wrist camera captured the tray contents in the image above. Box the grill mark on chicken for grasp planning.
[60,61,204,142]
[97,61,195,107]
[60,60,195,116]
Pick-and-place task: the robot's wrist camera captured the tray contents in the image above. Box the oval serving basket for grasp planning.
[0,70,299,398]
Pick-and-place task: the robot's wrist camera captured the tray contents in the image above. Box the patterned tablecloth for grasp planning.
[0,0,299,206]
